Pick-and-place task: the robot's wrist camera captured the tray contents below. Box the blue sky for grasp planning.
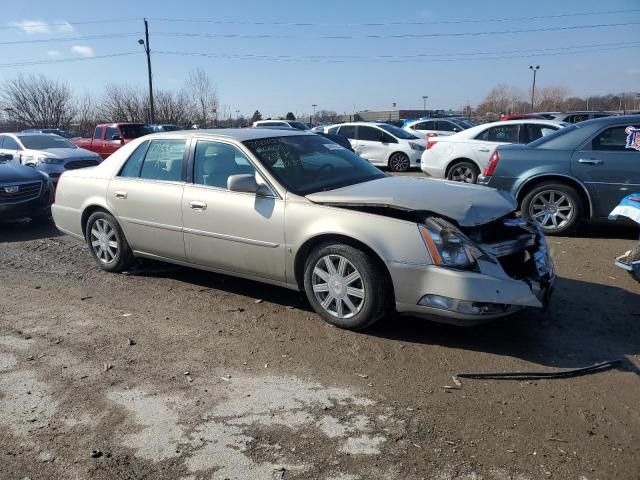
[1,0,639,118]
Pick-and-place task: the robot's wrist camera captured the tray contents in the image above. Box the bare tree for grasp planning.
[0,74,75,128]
[476,84,527,119]
[186,68,218,127]
[536,86,569,111]
[100,84,146,122]
[154,89,191,125]
[314,109,341,124]
[73,92,101,137]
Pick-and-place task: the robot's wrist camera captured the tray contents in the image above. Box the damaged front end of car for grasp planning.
[407,213,555,324]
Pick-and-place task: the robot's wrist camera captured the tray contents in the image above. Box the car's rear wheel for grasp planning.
[521,182,583,235]
[446,160,479,183]
[85,211,134,272]
[303,243,390,330]
[388,152,410,172]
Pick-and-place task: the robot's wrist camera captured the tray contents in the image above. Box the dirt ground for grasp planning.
[1,212,639,479]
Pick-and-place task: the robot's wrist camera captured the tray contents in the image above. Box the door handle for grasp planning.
[189,200,207,211]
[478,148,491,152]
[114,191,127,199]
[578,159,604,165]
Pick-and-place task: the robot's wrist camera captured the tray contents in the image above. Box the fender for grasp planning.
[514,172,594,218]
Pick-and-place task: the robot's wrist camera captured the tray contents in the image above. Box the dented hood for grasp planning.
[306,176,517,226]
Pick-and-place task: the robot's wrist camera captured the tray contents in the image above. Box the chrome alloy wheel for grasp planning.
[529,189,574,230]
[90,218,118,264]
[312,254,365,319]
[389,153,410,172]
[449,165,475,183]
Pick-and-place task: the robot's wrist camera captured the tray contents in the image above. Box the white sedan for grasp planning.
[420,119,566,183]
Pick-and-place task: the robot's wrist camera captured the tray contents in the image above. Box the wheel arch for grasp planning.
[293,233,395,302]
[515,174,593,218]
[80,204,118,239]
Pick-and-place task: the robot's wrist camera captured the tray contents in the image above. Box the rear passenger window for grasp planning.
[140,140,187,181]
[119,141,149,178]
[476,125,520,143]
[338,125,356,139]
[591,126,640,152]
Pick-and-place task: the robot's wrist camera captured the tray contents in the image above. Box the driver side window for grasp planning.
[358,126,382,142]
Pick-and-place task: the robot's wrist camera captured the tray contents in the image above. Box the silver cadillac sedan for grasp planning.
[52,129,555,330]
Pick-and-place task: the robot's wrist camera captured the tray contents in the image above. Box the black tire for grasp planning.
[627,242,640,283]
[521,182,583,235]
[85,211,134,272]
[303,242,390,330]
[388,152,410,172]
[446,160,479,183]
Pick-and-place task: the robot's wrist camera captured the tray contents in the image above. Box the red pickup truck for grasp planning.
[72,123,152,159]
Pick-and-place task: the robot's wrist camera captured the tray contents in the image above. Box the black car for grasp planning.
[0,155,54,221]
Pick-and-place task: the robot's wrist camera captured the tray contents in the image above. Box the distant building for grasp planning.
[339,109,462,123]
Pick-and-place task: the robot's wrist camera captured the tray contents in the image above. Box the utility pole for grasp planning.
[422,95,428,116]
[311,104,317,127]
[138,19,154,124]
[529,65,540,110]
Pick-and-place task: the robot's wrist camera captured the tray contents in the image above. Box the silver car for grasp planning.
[0,133,102,184]
[52,129,555,330]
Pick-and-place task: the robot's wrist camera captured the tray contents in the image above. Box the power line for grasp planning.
[0,52,139,69]
[155,21,640,40]
[150,8,640,27]
[155,43,640,63]
[0,33,139,46]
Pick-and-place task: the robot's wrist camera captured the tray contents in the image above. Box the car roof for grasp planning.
[145,128,315,141]
[13,132,60,137]
[571,114,639,126]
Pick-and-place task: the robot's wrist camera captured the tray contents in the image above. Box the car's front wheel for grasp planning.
[388,152,410,172]
[521,182,583,235]
[303,243,390,330]
[85,211,134,272]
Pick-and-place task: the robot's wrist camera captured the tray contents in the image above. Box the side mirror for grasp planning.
[111,134,122,141]
[227,174,273,196]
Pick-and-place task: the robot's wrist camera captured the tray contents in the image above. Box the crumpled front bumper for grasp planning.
[389,227,555,326]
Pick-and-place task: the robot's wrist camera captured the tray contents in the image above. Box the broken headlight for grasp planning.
[419,218,484,268]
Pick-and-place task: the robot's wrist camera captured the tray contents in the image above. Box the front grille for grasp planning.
[0,181,42,204]
[65,159,99,170]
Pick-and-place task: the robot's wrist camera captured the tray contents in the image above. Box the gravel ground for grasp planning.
[1,202,639,479]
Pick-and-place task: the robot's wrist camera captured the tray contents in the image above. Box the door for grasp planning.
[107,138,188,260]
[182,140,286,281]
[471,124,520,168]
[571,123,640,218]
[0,135,23,164]
[103,126,123,157]
[354,126,387,165]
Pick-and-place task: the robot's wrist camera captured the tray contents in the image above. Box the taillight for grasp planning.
[427,140,438,150]
[483,150,500,176]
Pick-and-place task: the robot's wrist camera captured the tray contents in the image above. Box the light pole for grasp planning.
[311,104,317,127]
[138,18,154,124]
[235,110,240,128]
[422,95,428,116]
[529,65,540,110]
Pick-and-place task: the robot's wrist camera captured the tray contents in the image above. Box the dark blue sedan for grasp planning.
[478,115,640,235]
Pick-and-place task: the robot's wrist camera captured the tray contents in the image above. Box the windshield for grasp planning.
[378,124,419,140]
[243,135,386,195]
[19,135,76,150]
[527,123,578,147]
[288,122,309,131]
[120,124,153,139]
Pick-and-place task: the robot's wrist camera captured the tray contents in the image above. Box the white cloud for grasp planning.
[55,21,74,33]
[11,19,50,34]
[47,50,61,58]
[71,45,94,57]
